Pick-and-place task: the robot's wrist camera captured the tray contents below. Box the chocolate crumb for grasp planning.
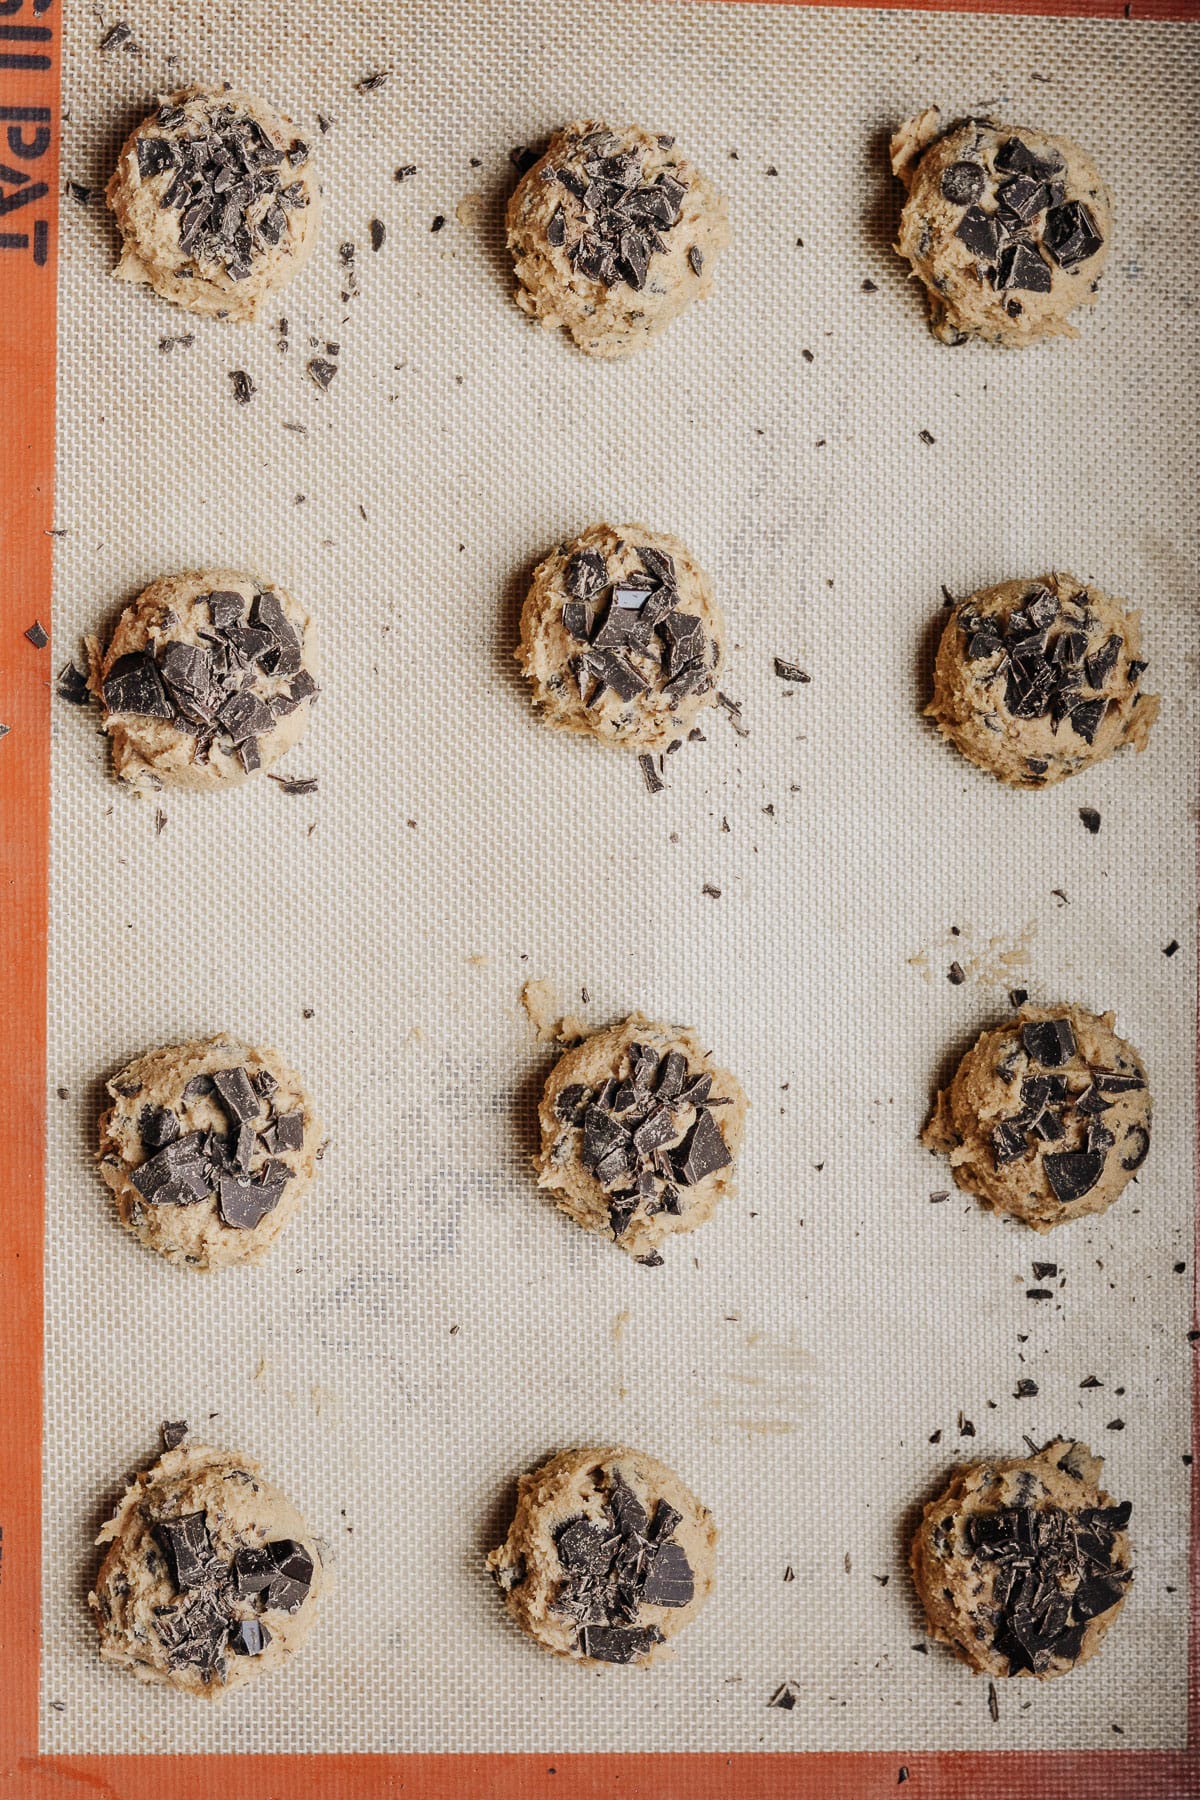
[369,218,385,251]
[702,884,721,899]
[773,658,810,683]
[307,358,337,391]
[919,429,935,446]
[25,621,48,648]
[355,71,390,92]
[947,962,965,985]
[1014,1378,1038,1397]
[861,279,878,292]
[57,663,90,704]
[394,164,417,182]
[229,370,256,405]
[988,1682,999,1722]
[430,215,446,232]
[161,1420,188,1449]
[1079,807,1101,834]
[1163,941,1179,957]
[638,753,665,795]
[768,1682,798,1710]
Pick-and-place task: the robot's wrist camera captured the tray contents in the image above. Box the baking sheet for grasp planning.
[42,0,1199,1756]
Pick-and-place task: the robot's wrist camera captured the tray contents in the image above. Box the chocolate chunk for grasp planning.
[608,1469,649,1539]
[229,1121,255,1174]
[161,1420,188,1449]
[1043,200,1103,269]
[217,1171,286,1230]
[1021,1019,1076,1067]
[1044,1136,1109,1203]
[138,135,179,180]
[1119,1124,1150,1171]
[272,1111,305,1152]
[57,662,91,704]
[139,1105,180,1150]
[159,1586,232,1674]
[216,686,275,744]
[940,161,985,205]
[211,1065,259,1125]
[660,611,706,678]
[1083,635,1120,690]
[995,240,1052,293]
[641,1540,694,1607]
[590,650,648,702]
[555,1517,611,1575]
[25,620,48,648]
[1093,1070,1145,1095]
[772,658,810,683]
[639,752,665,794]
[687,245,704,275]
[1005,644,1055,718]
[158,641,215,714]
[673,1108,732,1186]
[1024,588,1059,631]
[1063,698,1105,746]
[561,602,592,642]
[631,1107,677,1159]
[966,630,1003,662]
[994,137,1064,181]
[231,1546,275,1596]
[566,549,608,601]
[263,1539,314,1612]
[582,1106,630,1173]
[103,653,173,719]
[992,1120,1027,1165]
[229,369,256,405]
[955,206,1000,261]
[228,1619,271,1656]
[206,590,244,631]
[554,1084,589,1125]
[155,1512,218,1590]
[578,1623,662,1663]
[997,175,1051,223]
[237,739,261,774]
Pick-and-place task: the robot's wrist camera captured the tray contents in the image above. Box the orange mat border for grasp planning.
[1,1,1196,1795]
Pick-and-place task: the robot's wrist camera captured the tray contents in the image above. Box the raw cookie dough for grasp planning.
[923,1005,1150,1230]
[98,1033,322,1270]
[911,1439,1132,1679]
[89,570,320,793]
[506,121,728,357]
[927,573,1158,788]
[890,110,1111,347]
[534,1011,747,1263]
[487,1446,716,1665]
[517,523,726,756]
[90,1429,326,1696]
[106,84,320,321]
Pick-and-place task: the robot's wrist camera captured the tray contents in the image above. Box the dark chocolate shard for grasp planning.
[161,1420,188,1449]
[231,1546,275,1596]
[992,1120,1028,1165]
[661,611,706,678]
[554,1084,589,1125]
[566,549,609,601]
[673,1108,732,1185]
[655,1051,686,1103]
[1063,698,1106,746]
[641,1540,694,1608]
[217,1171,286,1230]
[608,1469,649,1540]
[582,1106,630,1173]
[228,1618,271,1656]
[994,137,1064,180]
[578,1623,662,1663]
[272,1112,305,1152]
[1083,635,1121,690]
[1044,1140,1108,1204]
[139,1105,180,1150]
[25,620,48,649]
[687,244,704,275]
[210,1065,259,1125]
[57,662,91,704]
[561,601,593,642]
[206,591,244,632]
[995,240,1052,293]
[590,650,648,702]
[103,652,173,720]
[996,174,1051,223]
[546,206,565,247]
[1021,1019,1076,1068]
[216,686,275,744]
[155,1512,218,1590]
[940,161,985,205]
[1043,200,1103,269]
[263,1539,314,1612]
[138,135,179,180]
[555,1517,612,1575]
[1092,1070,1145,1095]
[955,205,1000,262]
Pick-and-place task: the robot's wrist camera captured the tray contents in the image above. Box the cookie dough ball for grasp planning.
[98,1034,322,1270]
[923,1005,1150,1230]
[928,573,1158,788]
[535,1012,747,1263]
[90,1430,326,1696]
[890,110,1111,347]
[488,1446,716,1665]
[506,121,728,358]
[517,524,726,755]
[911,1439,1132,1679]
[106,85,320,321]
[89,570,320,793]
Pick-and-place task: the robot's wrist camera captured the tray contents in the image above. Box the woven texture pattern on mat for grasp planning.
[43,0,1198,1756]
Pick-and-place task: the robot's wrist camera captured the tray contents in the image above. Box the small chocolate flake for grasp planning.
[918,429,935,446]
[773,658,810,683]
[947,962,965,985]
[25,621,48,648]
[687,245,704,276]
[702,883,721,899]
[154,1512,216,1589]
[768,1682,798,1710]
[988,1681,1000,1723]
[367,218,386,252]
[1021,1018,1076,1068]
[99,21,132,52]
[57,662,90,705]
[430,214,446,232]
[229,369,256,405]
[861,279,878,292]
[1107,1418,1125,1431]
[1014,1378,1039,1397]
[161,1420,188,1449]
[307,358,337,391]
[1163,940,1179,957]
[1027,1288,1053,1300]
[1079,807,1101,834]
[394,164,417,182]
[267,772,319,796]
[66,180,93,205]
[638,753,665,795]
[355,71,390,92]
[1009,988,1029,1008]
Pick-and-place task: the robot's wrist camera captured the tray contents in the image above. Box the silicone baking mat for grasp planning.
[1,0,1198,1794]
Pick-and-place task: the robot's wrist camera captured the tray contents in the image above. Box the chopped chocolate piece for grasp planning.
[216,686,275,744]
[941,161,986,205]
[138,135,179,180]
[673,1108,732,1185]
[554,1084,589,1125]
[773,658,810,683]
[231,1545,275,1596]
[966,630,1003,662]
[955,205,1000,262]
[994,137,1064,180]
[1093,1070,1145,1095]
[997,175,1051,223]
[139,1105,180,1150]
[1126,659,1147,683]
[229,369,256,405]
[639,752,665,794]
[229,1121,255,1174]
[159,1586,231,1675]
[1044,1128,1110,1203]
[555,1517,611,1575]
[641,1540,694,1607]
[25,620,48,649]
[582,1105,630,1174]
[1063,698,1106,746]
[1043,200,1103,269]
[307,357,337,390]
[155,1512,218,1590]
[210,1065,259,1125]
[57,662,90,704]
[1119,1124,1150,1171]
[632,1108,677,1159]
[992,1120,1028,1165]
[578,1623,662,1663]
[1024,588,1059,631]
[995,240,1052,293]
[206,590,244,631]
[1021,1019,1076,1067]
[687,245,704,275]
[264,1539,313,1612]
[1079,807,1101,834]
[161,1420,188,1449]
[590,649,648,702]
[228,1619,271,1656]
[236,739,261,773]
[660,611,705,678]
[103,652,173,720]
[1083,635,1120,690]
[566,549,608,601]
[217,1171,286,1230]
[272,1112,305,1152]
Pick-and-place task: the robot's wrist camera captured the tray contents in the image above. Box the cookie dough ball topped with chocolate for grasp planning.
[106,85,320,320]
[98,1034,322,1270]
[535,1012,747,1264]
[488,1446,717,1666]
[517,524,726,756]
[506,121,728,357]
[928,573,1158,787]
[90,1429,326,1696]
[923,1005,1150,1231]
[90,570,320,793]
[890,110,1111,347]
[911,1440,1132,1679]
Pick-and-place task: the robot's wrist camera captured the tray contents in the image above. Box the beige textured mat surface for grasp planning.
[42,0,1198,1755]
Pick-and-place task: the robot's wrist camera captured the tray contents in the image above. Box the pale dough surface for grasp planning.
[487,1445,717,1666]
[506,121,728,358]
[923,1004,1151,1230]
[891,110,1112,347]
[910,1440,1132,1680]
[517,522,726,754]
[97,1033,322,1270]
[106,84,320,321]
[90,1440,326,1697]
[88,569,320,793]
[927,572,1158,788]
[535,1011,747,1262]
